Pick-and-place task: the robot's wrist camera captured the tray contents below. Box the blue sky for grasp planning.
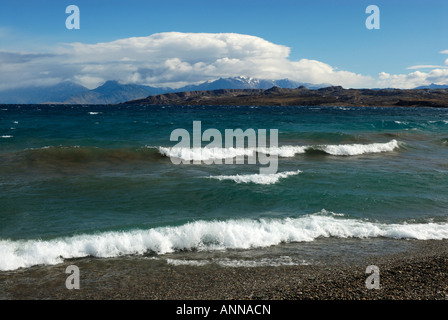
[1,0,448,89]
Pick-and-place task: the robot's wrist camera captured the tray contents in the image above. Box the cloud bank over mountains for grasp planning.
[1,32,448,91]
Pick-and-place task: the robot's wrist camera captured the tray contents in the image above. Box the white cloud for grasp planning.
[378,50,448,88]
[1,32,448,91]
[377,71,427,89]
[376,69,448,89]
[0,32,375,90]
[0,50,70,90]
[406,65,448,70]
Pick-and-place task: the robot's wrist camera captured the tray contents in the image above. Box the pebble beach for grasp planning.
[1,239,447,300]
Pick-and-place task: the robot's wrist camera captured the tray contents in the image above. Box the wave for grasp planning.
[157,140,401,161]
[259,139,400,157]
[1,211,448,271]
[312,139,400,156]
[208,170,301,185]
[393,120,448,127]
[157,146,254,162]
[2,140,400,169]
[428,120,448,125]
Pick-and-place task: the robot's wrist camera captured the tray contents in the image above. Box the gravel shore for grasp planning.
[1,239,447,300]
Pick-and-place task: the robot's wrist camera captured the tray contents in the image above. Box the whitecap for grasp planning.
[208,170,302,185]
[316,139,400,156]
[158,146,255,162]
[157,140,400,161]
[2,211,448,271]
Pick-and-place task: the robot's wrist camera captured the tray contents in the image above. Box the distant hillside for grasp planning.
[414,83,448,90]
[62,81,169,104]
[176,76,329,91]
[4,79,447,106]
[0,77,330,104]
[0,81,89,104]
[124,86,448,108]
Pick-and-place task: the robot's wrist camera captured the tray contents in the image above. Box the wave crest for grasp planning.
[157,140,401,161]
[208,170,302,184]
[1,212,448,271]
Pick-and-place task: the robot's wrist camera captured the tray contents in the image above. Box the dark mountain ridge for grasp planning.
[0,77,329,104]
[124,86,448,108]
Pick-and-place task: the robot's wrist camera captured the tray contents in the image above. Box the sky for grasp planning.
[1,0,448,90]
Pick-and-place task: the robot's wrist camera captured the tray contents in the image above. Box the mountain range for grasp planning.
[414,83,448,90]
[0,77,330,104]
[2,77,447,105]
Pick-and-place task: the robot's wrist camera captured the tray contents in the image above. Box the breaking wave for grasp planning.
[1,140,400,170]
[1,211,447,271]
[208,170,302,184]
[312,139,400,156]
[157,140,401,161]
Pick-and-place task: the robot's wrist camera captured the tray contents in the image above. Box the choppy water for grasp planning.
[1,104,448,271]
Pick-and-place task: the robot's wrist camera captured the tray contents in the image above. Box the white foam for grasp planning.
[259,141,399,157]
[317,139,400,156]
[209,170,301,185]
[167,256,311,267]
[166,259,210,266]
[394,121,409,125]
[2,212,447,271]
[426,120,448,125]
[1,135,12,138]
[156,140,400,161]
[257,145,307,157]
[216,257,309,267]
[158,146,255,162]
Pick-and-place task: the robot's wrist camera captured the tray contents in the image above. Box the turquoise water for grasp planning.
[1,104,448,270]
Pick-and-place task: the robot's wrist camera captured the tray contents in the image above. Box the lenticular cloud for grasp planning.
[0,32,373,91]
[61,32,371,88]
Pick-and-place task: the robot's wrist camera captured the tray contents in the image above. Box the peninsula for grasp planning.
[124,86,448,108]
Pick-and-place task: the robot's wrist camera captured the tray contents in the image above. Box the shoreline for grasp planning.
[124,87,448,108]
[1,239,447,300]
[1,103,448,109]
